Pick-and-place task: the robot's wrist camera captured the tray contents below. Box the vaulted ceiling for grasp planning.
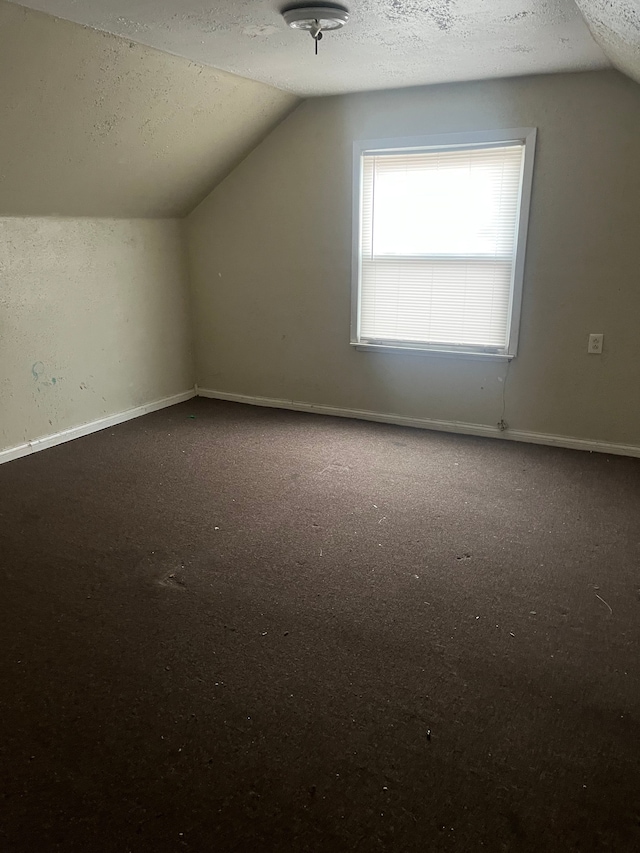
[0,1,297,217]
[6,0,614,96]
[575,1,640,84]
[0,0,637,218]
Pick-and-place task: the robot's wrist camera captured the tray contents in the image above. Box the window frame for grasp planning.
[350,128,537,361]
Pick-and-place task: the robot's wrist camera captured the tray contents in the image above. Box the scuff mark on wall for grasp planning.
[31,362,61,391]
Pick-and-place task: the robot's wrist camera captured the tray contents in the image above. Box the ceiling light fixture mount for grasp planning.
[282,4,349,55]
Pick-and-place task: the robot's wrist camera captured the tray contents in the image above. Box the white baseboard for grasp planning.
[196,387,640,459]
[0,389,196,466]
[4,385,637,464]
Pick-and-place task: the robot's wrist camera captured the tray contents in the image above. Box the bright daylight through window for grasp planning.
[351,129,536,358]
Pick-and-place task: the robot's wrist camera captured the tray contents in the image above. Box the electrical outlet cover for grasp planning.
[588,333,604,354]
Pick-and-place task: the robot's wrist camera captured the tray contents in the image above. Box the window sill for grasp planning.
[352,342,514,362]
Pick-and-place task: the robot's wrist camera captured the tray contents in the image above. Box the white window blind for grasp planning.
[357,142,527,353]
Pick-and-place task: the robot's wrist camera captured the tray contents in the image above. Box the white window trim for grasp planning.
[350,128,537,360]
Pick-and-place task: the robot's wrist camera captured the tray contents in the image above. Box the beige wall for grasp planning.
[0,1,298,217]
[0,218,193,453]
[187,70,640,447]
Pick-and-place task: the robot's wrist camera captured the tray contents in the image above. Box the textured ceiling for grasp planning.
[575,0,640,84]
[0,1,297,217]
[7,0,610,96]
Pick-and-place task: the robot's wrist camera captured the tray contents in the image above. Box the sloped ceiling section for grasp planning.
[575,1,640,84]
[0,1,298,217]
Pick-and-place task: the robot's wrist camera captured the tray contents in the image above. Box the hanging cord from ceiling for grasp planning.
[497,359,511,432]
[311,21,323,55]
[282,5,349,56]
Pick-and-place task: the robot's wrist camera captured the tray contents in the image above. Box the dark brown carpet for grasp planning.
[1,398,639,852]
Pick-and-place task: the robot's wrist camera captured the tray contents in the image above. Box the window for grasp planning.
[351,129,536,359]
